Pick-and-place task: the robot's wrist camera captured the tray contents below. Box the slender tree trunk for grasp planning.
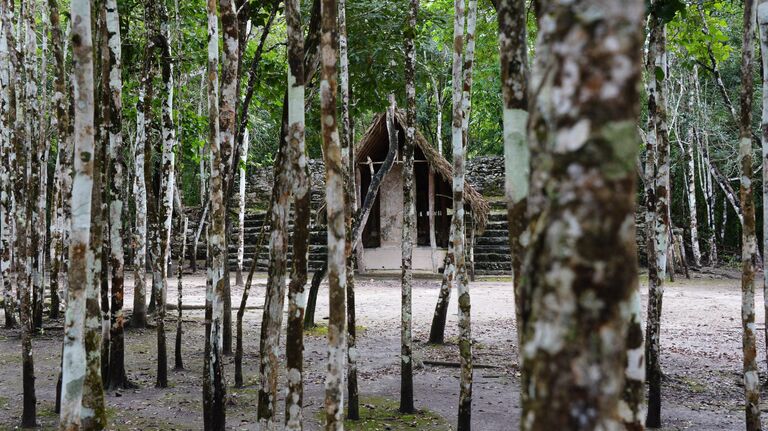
[428,238,454,345]
[0,0,15,329]
[219,0,238,357]
[132,0,156,329]
[59,0,95,424]
[320,1,346,428]
[338,0,359,420]
[759,0,768,380]
[683,74,701,268]
[451,0,473,428]
[154,0,176,389]
[204,0,226,425]
[742,2,762,430]
[497,0,528,348]
[693,67,717,265]
[236,129,248,287]
[234,196,271,387]
[645,3,671,426]
[520,1,644,428]
[285,1,309,426]
[82,9,108,424]
[105,0,130,389]
[33,3,49,330]
[175,216,187,370]
[400,0,418,415]
[47,0,70,321]
[18,0,37,409]
[256,76,292,431]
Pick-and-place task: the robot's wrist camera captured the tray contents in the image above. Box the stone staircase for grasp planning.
[187,201,513,277]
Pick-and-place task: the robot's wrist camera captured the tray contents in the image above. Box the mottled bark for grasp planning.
[451,0,472,428]
[154,0,176,389]
[320,1,346,429]
[32,0,48,330]
[337,0,359,420]
[47,0,70,321]
[285,1,309,427]
[175,216,187,370]
[0,0,15,329]
[219,0,238,356]
[59,0,95,424]
[742,2,762,430]
[520,1,644,429]
[497,0,528,349]
[759,0,768,380]
[400,0,418,415]
[204,0,226,425]
[645,3,671,426]
[681,74,701,268]
[105,0,130,390]
[132,0,157,329]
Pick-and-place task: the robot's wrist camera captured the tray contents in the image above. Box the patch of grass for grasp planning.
[477,276,513,282]
[318,396,450,430]
[0,396,7,410]
[305,324,366,337]
[680,377,706,394]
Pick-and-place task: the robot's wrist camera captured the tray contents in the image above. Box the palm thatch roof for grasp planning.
[355,109,490,232]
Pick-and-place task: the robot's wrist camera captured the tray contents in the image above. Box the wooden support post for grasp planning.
[428,168,437,272]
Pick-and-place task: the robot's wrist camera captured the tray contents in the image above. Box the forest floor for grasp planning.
[0,267,765,430]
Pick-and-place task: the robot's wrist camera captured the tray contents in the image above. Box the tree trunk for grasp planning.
[285,0,309,425]
[0,0,16,329]
[47,0,70,321]
[338,0,360,420]
[59,0,95,424]
[204,0,227,425]
[32,2,48,330]
[742,2,762,430]
[132,0,156,329]
[645,3,671,426]
[452,0,473,428]
[175,216,187,370]
[400,0,418,415]
[520,1,644,428]
[219,0,239,357]
[320,1,346,429]
[497,0,528,348]
[683,74,701,268]
[236,129,248,287]
[759,0,768,381]
[104,0,130,390]
[154,0,176,389]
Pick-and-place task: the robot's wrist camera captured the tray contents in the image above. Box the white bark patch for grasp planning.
[503,108,529,203]
[555,119,590,153]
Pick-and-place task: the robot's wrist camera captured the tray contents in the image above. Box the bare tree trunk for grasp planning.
[236,129,248,287]
[400,0,418,415]
[320,1,346,428]
[153,0,176,389]
[0,0,15,329]
[680,73,701,268]
[132,0,156,329]
[645,3,671,426]
[48,0,70,321]
[337,0,359,420]
[742,2,762,430]
[175,216,187,370]
[759,0,768,380]
[59,0,95,423]
[204,0,227,425]
[451,0,473,428]
[219,0,239,356]
[520,1,644,428]
[104,0,130,390]
[497,0,528,347]
[428,235,454,345]
[285,1,309,426]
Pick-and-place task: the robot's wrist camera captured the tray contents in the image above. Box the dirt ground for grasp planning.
[0,268,765,430]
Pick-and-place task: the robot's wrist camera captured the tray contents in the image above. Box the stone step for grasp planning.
[471,253,510,263]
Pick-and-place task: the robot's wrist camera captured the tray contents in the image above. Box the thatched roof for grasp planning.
[355,109,490,232]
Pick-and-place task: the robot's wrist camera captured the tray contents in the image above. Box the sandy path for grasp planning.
[0,270,764,430]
